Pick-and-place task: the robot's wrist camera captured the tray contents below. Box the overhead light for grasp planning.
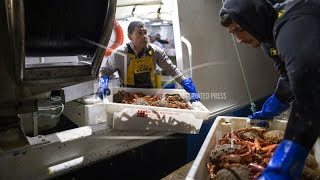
[142,19,150,23]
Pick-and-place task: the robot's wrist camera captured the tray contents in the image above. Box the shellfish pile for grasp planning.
[112,90,191,109]
[207,128,320,179]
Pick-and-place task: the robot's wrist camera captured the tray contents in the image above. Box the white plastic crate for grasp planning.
[104,87,210,134]
[186,116,288,180]
[63,95,106,126]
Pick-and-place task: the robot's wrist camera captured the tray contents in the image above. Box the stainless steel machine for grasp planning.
[0,0,116,151]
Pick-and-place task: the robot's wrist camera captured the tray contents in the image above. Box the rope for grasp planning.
[231,35,256,113]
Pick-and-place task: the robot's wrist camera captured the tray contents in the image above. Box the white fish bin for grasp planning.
[186,116,320,180]
[103,87,210,134]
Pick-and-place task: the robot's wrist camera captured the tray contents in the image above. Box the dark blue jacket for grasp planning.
[220,0,320,150]
[261,43,292,104]
[274,0,320,150]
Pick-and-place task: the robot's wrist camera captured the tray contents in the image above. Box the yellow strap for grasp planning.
[278,9,284,18]
[270,48,279,56]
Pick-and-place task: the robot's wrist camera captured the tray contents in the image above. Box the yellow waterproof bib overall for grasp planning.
[124,44,156,88]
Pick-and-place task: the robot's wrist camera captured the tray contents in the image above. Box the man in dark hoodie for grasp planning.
[219,0,320,179]
[249,0,293,123]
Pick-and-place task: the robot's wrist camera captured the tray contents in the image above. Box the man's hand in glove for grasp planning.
[181,78,200,102]
[249,94,289,120]
[98,76,110,100]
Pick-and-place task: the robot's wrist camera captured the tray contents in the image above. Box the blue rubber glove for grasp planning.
[98,76,110,100]
[258,140,308,180]
[181,78,200,102]
[248,94,289,120]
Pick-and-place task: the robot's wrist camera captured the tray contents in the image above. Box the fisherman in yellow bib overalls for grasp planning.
[125,44,156,88]
[99,21,200,102]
